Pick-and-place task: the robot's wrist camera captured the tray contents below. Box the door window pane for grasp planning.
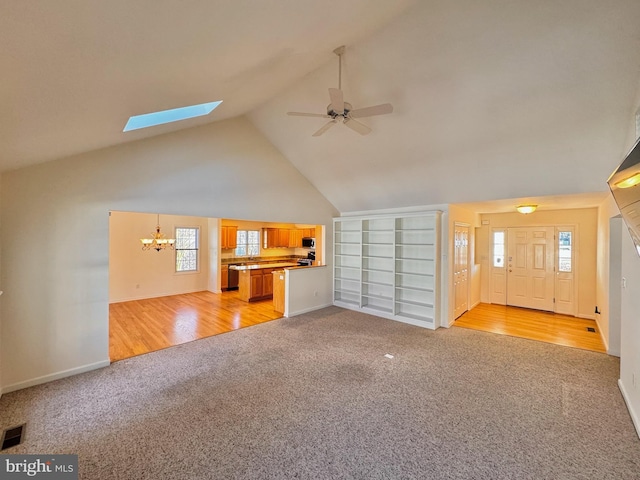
[558,231,572,272]
[493,231,505,268]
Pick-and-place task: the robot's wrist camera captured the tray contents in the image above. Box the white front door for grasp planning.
[506,227,555,312]
[453,224,469,319]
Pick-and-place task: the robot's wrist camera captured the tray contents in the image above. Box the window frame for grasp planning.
[174,226,200,273]
[235,229,261,257]
[492,230,506,268]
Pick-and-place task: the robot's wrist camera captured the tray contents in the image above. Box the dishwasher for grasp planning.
[227,265,239,291]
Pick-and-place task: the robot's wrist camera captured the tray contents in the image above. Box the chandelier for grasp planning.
[140,214,175,251]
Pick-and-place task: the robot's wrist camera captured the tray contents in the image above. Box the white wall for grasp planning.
[0,116,338,392]
[619,228,640,436]
[595,195,622,354]
[109,211,211,303]
[285,266,332,317]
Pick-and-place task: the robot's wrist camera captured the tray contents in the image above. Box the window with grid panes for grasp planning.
[235,230,260,257]
[175,227,199,272]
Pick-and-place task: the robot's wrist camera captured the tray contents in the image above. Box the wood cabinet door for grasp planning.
[221,266,229,290]
[288,229,302,248]
[221,226,228,249]
[250,274,263,299]
[265,228,277,249]
[227,226,238,249]
[262,271,273,296]
[278,229,290,248]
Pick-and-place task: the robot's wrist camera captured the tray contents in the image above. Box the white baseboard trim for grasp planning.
[2,359,111,394]
[287,303,332,317]
[594,315,612,354]
[110,289,206,304]
[619,379,640,439]
[469,300,481,310]
[577,313,596,320]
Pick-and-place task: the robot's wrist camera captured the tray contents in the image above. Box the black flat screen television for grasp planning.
[608,136,640,256]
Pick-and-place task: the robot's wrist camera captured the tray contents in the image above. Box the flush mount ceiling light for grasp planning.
[615,172,640,189]
[516,205,538,214]
[140,215,175,251]
[123,101,223,132]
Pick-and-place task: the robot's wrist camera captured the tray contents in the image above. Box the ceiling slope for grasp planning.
[249,0,640,213]
[0,0,414,171]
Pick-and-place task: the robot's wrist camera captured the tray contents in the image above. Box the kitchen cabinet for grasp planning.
[302,228,316,238]
[221,265,229,291]
[288,229,303,248]
[264,228,294,248]
[239,267,275,301]
[278,229,290,248]
[264,228,277,249]
[221,226,238,249]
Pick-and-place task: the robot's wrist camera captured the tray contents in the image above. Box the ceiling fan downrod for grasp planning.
[334,45,345,90]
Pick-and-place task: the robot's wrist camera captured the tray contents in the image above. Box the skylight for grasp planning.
[123,101,223,132]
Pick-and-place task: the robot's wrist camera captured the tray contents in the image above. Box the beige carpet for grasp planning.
[1,306,639,479]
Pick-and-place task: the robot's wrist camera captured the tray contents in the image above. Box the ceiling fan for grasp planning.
[287,46,393,136]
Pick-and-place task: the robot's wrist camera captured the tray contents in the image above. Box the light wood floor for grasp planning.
[109,291,283,362]
[454,303,606,353]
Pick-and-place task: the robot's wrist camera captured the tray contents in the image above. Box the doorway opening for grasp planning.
[108,211,323,362]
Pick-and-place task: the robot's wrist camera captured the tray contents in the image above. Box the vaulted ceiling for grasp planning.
[3,0,640,213]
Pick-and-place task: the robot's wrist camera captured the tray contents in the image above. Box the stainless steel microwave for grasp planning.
[302,237,315,248]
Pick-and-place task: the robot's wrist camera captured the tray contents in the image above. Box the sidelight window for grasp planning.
[558,231,572,272]
[175,227,199,272]
[493,231,505,267]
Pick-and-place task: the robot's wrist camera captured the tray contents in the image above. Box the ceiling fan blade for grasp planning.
[349,103,393,118]
[312,120,337,137]
[287,112,331,118]
[328,88,344,114]
[343,117,371,135]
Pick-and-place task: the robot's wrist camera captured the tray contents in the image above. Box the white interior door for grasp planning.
[507,227,555,312]
[453,224,469,319]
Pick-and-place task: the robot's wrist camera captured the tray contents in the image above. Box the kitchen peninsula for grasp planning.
[231,261,298,302]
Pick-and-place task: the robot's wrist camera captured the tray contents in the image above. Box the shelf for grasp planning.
[335,287,360,295]
[362,267,393,273]
[395,228,435,232]
[363,280,393,287]
[396,312,433,323]
[395,298,433,308]
[335,213,439,330]
[335,298,360,307]
[362,304,393,314]
[363,291,392,300]
[396,271,434,277]
[395,285,433,293]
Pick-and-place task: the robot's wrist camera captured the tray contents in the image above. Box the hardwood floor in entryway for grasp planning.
[455,303,606,353]
[109,291,282,362]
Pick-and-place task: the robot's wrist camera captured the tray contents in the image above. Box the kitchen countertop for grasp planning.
[229,262,299,271]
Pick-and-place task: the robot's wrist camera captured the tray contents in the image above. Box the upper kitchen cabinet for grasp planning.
[289,229,303,248]
[221,225,238,249]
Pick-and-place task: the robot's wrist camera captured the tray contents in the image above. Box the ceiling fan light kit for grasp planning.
[287,45,393,136]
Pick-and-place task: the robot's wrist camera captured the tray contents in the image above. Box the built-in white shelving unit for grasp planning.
[333,212,441,329]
